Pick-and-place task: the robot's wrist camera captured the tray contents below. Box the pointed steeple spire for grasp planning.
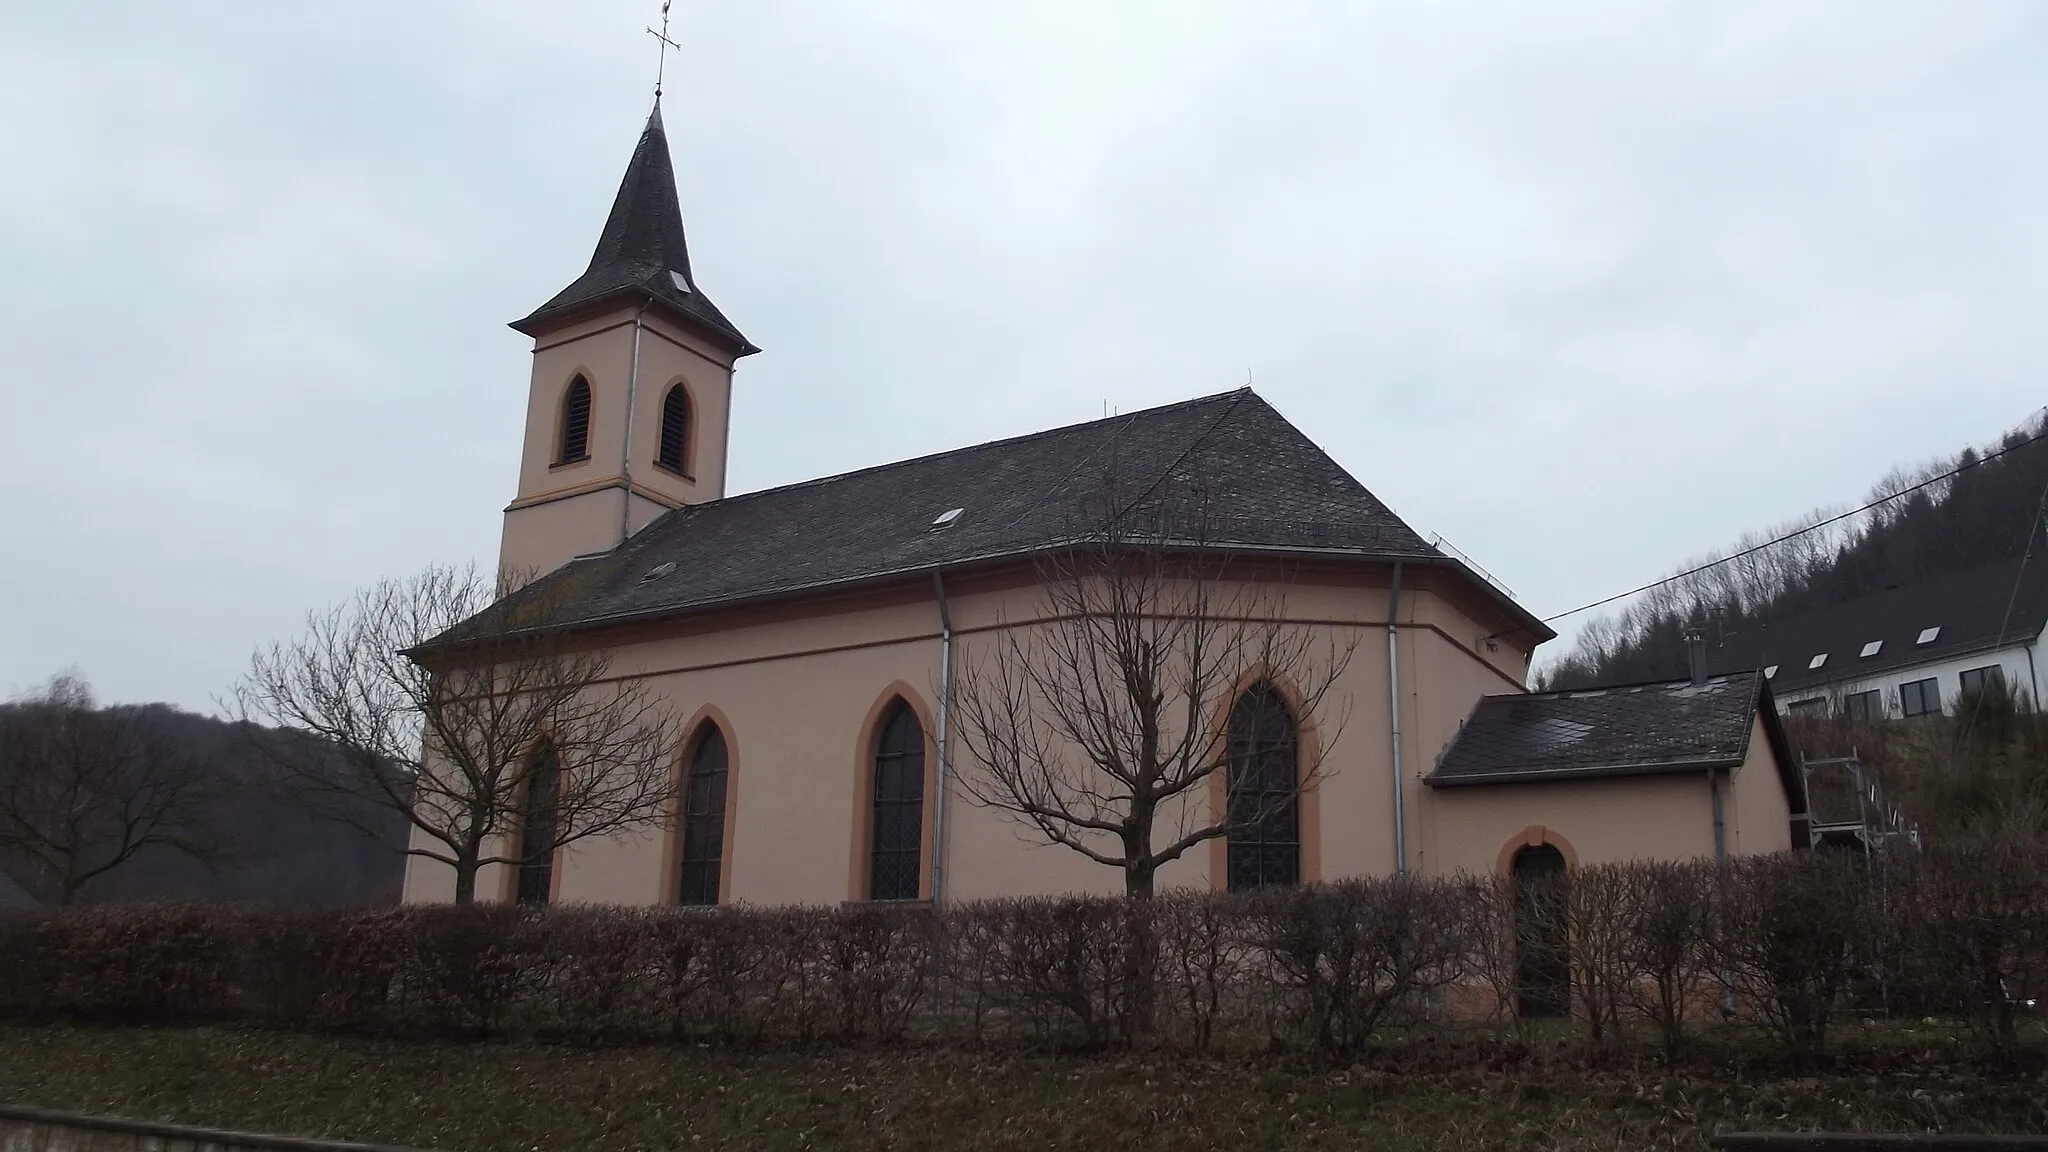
[513,104,757,356]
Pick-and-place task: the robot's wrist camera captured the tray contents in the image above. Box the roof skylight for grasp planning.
[1764,665,1779,679]
[1917,626,1941,645]
[1808,653,1828,670]
[931,507,965,530]
[669,270,692,293]
[1860,640,1883,658]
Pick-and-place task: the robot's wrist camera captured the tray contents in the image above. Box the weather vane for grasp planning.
[647,1,681,100]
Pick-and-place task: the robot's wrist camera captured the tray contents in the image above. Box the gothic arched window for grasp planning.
[1225,683,1300,891]
[515,742,563,905]
[868,700,925,901]
[657,384,690,474]
[676,724,729,905]
[557,376,592,464]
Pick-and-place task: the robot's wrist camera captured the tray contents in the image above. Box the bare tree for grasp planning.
[0,673,230,904]
[233,564,680,904]
[953,479,1358,900]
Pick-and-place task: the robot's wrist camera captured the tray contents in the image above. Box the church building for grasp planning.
[401,103,1805,907]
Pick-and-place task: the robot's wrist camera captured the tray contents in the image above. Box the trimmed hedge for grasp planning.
[2,850,2042,1065]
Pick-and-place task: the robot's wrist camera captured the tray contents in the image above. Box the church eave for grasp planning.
[509,282,759,357]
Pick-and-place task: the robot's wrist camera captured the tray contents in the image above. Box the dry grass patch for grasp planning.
[2,1026,2047,1151]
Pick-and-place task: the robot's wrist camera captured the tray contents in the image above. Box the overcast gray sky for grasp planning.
[4,2,2044,713]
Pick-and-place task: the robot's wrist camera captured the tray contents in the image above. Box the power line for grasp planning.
[1537,408,2048,628]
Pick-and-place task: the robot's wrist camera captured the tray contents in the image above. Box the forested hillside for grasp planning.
[1541,410,2048,690]
[0,683,406,906]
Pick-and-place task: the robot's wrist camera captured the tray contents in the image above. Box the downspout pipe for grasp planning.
[1710,764,1734,1017]
[618,300,652,546]
[2026,639,2040,711]
[931,569,954,905]
[1387,561,1406,878]
[1709,770,1727,863]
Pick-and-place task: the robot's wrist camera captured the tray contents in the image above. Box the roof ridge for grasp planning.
[669,387,1257,517]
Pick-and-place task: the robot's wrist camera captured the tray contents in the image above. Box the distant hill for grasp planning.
[1542,410,2048,690]
[0,702,407,906]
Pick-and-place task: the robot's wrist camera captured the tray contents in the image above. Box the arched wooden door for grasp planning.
[1512,844,1570,1019]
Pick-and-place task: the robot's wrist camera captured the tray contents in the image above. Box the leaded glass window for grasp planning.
[868,701,924,901]
[677,725,729,905]
[515,743,562,905]
[1226,683,1300,891]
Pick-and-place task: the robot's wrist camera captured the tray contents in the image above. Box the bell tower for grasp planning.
[498,103,758,582]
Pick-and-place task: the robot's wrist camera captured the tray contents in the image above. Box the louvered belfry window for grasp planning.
[1225,683,1301,891]
[515,743,563,905]
[657,384,690,474]
[677,725,729,905]
[557,377,592,464]
[868,701,925,901]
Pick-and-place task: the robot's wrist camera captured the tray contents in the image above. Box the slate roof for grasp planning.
[511,104,757,355]
[1428,670,1795,793]
[1704,558,2048,696]
[472,389,1552,640]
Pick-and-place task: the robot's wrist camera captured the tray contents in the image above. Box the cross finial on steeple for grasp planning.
[647,1,682,101]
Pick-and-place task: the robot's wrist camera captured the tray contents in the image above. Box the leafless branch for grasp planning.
[954,465,1359,898]
[232,564,680,903]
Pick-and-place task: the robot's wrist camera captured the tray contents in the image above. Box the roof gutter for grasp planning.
[469,539,1550,654]
[1426,755,1747,788]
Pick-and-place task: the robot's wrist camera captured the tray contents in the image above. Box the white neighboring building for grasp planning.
[1703,558,2048,720]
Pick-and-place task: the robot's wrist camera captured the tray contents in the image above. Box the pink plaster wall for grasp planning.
[1728,715,1794,855]
[1425,774,1720,875]
[401,562,1570,906]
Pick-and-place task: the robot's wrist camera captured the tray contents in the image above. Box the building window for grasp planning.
[1786,698,1826,717]
[1959,665,2006,698]
[868,700,924,901]
[515,743,563,905]
[657,384,690,475]
[1226,683,1301,892]
[677,724,729,906]
[557,376,592,464]
[1900,677,1942,718]
[1844,689,1882,721]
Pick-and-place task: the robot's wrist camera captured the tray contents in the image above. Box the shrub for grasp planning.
[1714,854,1868,1068]
[0,850,2038,1071]
[1248,878,1461,1062]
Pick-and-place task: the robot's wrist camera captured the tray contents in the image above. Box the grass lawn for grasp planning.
[2,1026,2046,1151]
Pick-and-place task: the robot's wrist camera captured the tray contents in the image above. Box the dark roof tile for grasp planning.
[484,389,1549,637]
[1704,559,2048,695]
[512,104,756,355]
[1429,671,1768,786]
